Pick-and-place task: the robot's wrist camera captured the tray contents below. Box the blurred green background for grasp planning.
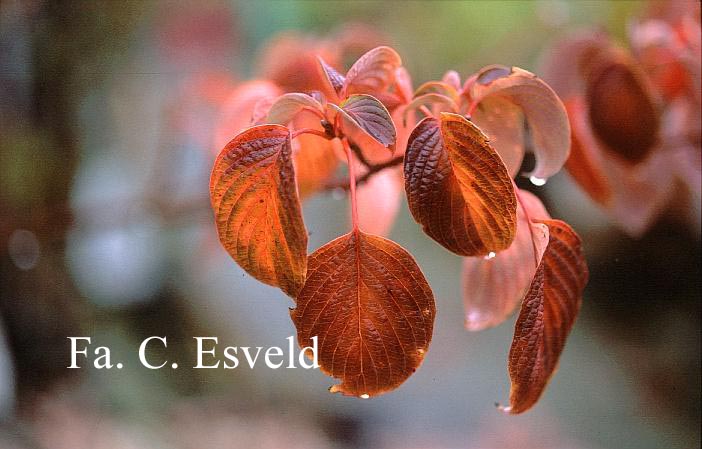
[0,1,699,448]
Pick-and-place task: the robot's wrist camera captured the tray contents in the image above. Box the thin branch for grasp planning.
[324,155,404,190]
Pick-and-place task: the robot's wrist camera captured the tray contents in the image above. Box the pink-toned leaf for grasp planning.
[470,66,571,180]
[414,81,460,101]
[265,93,325,125]
[505,219,588,414]
[213,80,282,151]
[356,167,403,236]
[442,70,462,90]
[343,46,402,96]
[471,96,526,177]
[463,190,550,331]
[403,93,459,124]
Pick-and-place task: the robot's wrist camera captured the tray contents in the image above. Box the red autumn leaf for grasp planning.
[404,113,517,256]
[210,124,308,297]
[265,93,325,125]
[505,219,588,414]
[586,58,660,164]
[343,46,402,96]
[567,96,677,237]
[290,230,435,397]
[463,190,550,331]
[469,66,571,181]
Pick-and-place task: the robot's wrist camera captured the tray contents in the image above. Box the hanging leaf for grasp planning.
[291,230,435,397]
[586,60,660,164]
[504,219,588,414]
[210,125,308,297]
[463,190,550,331]
[265,93,325,125]
[404,114,517,256]
[470,66,571,180]
[343,46,402,96]
[564,97,612,205]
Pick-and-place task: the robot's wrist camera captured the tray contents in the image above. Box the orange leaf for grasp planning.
[404,114,517,256]
[343,46,402,97]
[505,219,588,414]
[210,125,308,297]
[291,230,435,397]
[292,110,340,199]
[463,190,550,331]
[470,66,571,180]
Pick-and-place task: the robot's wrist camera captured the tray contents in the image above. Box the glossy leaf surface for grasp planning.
[210,125,307,297]
[404,114,517,256]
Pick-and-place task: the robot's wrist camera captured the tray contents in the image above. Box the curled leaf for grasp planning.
[210,125,308,297]
[471,96,525,177]
[414,81,459,101]
[470,66,571,180]
[403,93,459,125]
[404,114,517,256]
[343,46,402,96]
[463,190,550,331]
[586,60,660,164]
[265,93,325,125]
[318,56,346,99]
[291,230,435,397]
[505,219,588,414]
